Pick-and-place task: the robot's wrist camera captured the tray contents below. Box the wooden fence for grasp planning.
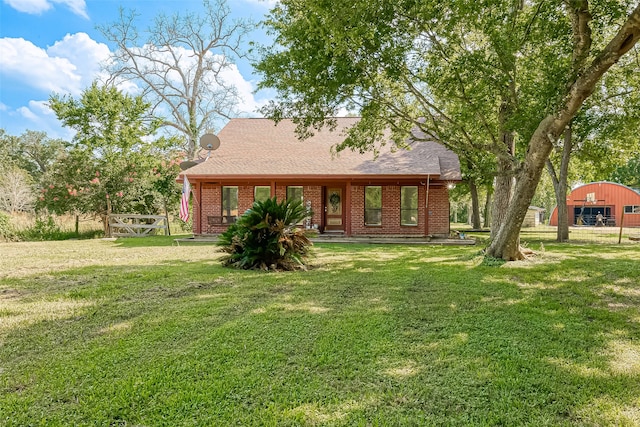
[108,214,169,237]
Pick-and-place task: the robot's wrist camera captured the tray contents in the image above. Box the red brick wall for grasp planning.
[198,184,223,234]
[196,182,451,237]
[274,186,287,201]
[302,186,323,228]
[238,185,254,214]
[348,184,450,237]
[427,186,450,236]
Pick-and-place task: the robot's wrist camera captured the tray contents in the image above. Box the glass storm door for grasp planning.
[325,187,344,231]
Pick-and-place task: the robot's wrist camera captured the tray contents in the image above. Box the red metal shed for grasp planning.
[549,181,640,227]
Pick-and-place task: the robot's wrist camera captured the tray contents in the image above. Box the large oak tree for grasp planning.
[256,0,640,260]
[100,0,253,160]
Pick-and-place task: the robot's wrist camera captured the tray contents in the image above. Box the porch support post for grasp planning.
[345,182,352,236]
[195,182,202,234]
[424,175,430,237]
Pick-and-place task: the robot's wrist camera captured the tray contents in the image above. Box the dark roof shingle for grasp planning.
[183,118,461,179]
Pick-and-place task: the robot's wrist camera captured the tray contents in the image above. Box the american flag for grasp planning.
[179,176,191,222]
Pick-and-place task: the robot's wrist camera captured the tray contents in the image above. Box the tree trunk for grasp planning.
[554,183,570,241]
[491,99,516,241]
[546,125,573,242]
[491,157,514,240]
[468,179,481,229]
[483,185,493,229]
[487,118,556,260]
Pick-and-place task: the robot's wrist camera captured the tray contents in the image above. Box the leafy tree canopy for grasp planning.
[43,83,182,220]
[609,155,640,188]
[258,0,637,154]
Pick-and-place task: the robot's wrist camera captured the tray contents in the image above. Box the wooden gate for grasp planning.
[108,214,169,237]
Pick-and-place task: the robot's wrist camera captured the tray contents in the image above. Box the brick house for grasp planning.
[179,117,461,237]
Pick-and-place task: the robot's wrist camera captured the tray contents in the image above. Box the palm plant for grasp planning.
[217,197,313,271]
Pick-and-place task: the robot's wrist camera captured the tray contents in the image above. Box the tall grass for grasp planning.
[1,212,103,241]
[2,212,190,241]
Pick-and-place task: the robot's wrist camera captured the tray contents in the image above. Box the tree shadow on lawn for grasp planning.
[1,247,639,425]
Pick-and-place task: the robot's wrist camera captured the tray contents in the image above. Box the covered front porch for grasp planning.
[185,178,452,238]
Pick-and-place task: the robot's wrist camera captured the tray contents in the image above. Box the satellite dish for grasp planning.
[199,133,220,151]
[179,160,198,170]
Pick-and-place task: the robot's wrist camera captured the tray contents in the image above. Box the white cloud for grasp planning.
[0,33,109,95]
[18,100,53,121]
[0,37,79,93]
[47,33,111,88]
[17,106,39,121]
[1,34,268,137]
[241,0,278,8]
[29,100,53,116]
[0,33,106,138]
[219,63,266,115]
[3,0,51,14]
[3,0,88,19]
[8,100,73,139]
[55,0,87,18]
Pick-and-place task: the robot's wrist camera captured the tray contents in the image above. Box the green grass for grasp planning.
[452,223,640,246]
[1,238,639,426]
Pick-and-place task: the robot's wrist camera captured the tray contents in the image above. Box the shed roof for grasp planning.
[182,118,461,180]
[569,181,640,200]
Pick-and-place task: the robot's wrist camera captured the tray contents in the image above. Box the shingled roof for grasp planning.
[182,118,461,180]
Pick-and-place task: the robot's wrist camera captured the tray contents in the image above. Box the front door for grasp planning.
[325,187,344,232]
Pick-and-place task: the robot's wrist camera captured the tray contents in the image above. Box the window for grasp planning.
[624,205,640,214]
[365,186,382,225]
[222,186,238,220]
[287,186,304,203]
[400,186,418,226]
[254,186,271,203]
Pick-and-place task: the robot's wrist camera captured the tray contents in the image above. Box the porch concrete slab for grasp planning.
[311,235,475,245]
[175,235,475,246]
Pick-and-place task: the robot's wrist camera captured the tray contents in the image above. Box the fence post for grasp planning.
[164,198,171,236]
[618,210,625,244]
[106,197,112,238]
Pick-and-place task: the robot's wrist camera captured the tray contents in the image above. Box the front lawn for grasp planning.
[1,238,639,425]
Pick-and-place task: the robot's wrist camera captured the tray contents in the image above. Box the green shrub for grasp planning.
[0,211,18,242]
[19,216,65,241]
[217,197,313,271]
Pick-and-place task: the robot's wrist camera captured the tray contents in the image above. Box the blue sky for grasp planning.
[0,0,276,139]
